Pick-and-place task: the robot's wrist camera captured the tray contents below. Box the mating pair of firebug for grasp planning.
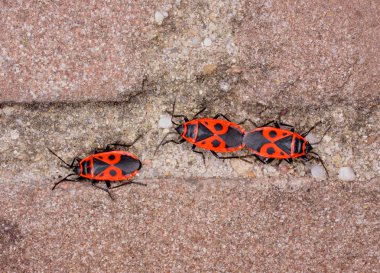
[154,101,329,173]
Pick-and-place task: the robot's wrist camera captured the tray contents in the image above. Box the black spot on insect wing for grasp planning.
[269,130,277,138]
[214,123,223,131]
[211,139,221,147]
[109,169,117,177]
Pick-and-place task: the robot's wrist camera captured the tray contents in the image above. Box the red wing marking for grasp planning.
[258,143,291,159]
[79,151,140,181]
[194,135,226,151]
[199,118,231,134]
[181,118,245,152]
[261,127,293,142]
[194,135,243,152]
[94,166,123,180]
[93,153,122,165]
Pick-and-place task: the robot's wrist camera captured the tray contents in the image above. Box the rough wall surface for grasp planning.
[1,179,379,272]
[1,0,379,105]
[0,100,379,272]
[0,0,379,272]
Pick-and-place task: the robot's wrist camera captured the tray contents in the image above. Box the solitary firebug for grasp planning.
[48,136,145,199]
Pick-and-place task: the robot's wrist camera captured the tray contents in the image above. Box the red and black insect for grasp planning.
[155,101,250,162]
[243,120,330,175]
[48,136,145,199]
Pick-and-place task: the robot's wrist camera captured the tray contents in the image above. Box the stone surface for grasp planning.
[0,101,379,271]
[236,0,380,107]
[0,178,379,272]
[0,0,379,271]
[0,0,154,102]
[0,0,379,104]
[0,102,378,183]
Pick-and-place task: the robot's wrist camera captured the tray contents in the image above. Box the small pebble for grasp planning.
[226,41,236,54]
[278,161,291,174]
[203,37,212,47]
[230,159,252,175]
[266,165,276,174]
[2,107,14,116]
[323,135,332,143]
[226,65,243,74]
[247,170,256,178]
[10,130,20,140]
[202,64,217,75]
[154,11,167,25]
[158,115,172,129]
[142,160,152,166]
[311,165,327,180]
[219,82,231,92]
[338,167,356,181]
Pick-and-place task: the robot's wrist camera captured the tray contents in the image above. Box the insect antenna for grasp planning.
[154,132,179,155]
[309,151,329,177]
[302,121,322,137]
[165,99,191,125]
[168,99,179,126]
[47,148,71,167]
[51,173,78,190]
[310,124,332,145]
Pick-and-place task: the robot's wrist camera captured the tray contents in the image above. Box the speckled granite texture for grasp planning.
[1,0,379,105]
[0,0,379,272]
[1,179,379,272]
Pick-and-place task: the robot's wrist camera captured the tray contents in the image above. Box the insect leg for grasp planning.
[213,113,231,121]
[192,144,206,164]
[105,135,143,150]
[258,120,280,128]
[308,152,329,177]
[108,181,147,190]
[161,138,186,146]
[210,151,253,160]
[308,124,332,144]
[284,158,293,164]
[166,99,190,125]
[253,155,274,164]
[193,107,207,119]
[237,118,258,127]
[52,174,80,190]
[91,182,114,200]
[302,121,322,137]
[154,132,183,155]
[68,157,81,167]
